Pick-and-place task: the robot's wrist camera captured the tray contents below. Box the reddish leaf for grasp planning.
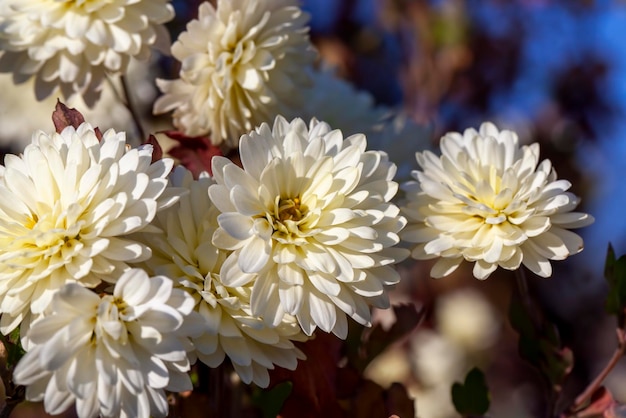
[269,332,345,417]
[268,324,416,418]
[93,127,103,141]
[143,135,163,163]
[345,378,390,418]
[570,387,619,418]
[52,100,85,133]
[385,383,415,418]
[51,100,103,141]
[162,130,223,177]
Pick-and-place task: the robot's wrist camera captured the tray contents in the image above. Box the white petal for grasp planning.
[430,257,462,278]
[238,237,271,273]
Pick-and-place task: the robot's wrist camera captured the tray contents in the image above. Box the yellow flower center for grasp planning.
[276,196,305,223]
[461,167,516,226]
[0,206,83,272]
[267,196,311,245]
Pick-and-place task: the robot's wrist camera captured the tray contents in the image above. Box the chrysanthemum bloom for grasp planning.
[209,116,409,338]
[401,122,594,280]
[153,0,316,148]
[0,0,174,106]
[0,123,179,337]
[135,167,306,388]
[13,269,194,418]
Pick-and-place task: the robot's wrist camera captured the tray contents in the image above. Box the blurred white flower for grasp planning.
[154,0,316,148]
[0,0,174,106]
[209,116,408,338]
[367,112,433,182]
[137,167,306,388]
[410,330,466,388]
[13,269,194,418]
[363,345,411,388]
[436,288,499,352]
[0,123,179,338]
[300,68,432,181]
[401,122,594,280]
[300,68,387,136]
[413,384,460,418]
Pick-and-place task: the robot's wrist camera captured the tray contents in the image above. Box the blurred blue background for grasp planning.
[296,0,626,273]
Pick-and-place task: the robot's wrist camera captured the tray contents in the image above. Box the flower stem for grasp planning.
[567,328,626,415]
[515,268,539,326]
[106,74,146,145]
[119,75,146,143]
[515,267,529,293]
[513,268,558,417]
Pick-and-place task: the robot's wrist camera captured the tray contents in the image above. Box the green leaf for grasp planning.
[1,328,25,369]
[451,367,490,416]
[252,381,293,418]
[604,244,626,326]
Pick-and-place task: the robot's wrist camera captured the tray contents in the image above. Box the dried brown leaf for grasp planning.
[143,135,163,163]
[52,100,85,133]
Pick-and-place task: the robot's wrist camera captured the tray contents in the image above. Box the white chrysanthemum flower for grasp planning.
[401,122,594,280]
[136,166,306,388]
[153,0,316,148]
[0,123,179,337]
[0,0,174,106]
[209,116,409,338]
[13,269,194,418]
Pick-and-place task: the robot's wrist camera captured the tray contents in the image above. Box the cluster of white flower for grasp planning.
[0,123,178,341]
[0,0,596,417]
[14,269,195,418]
[0,114,409,416]
[0,122,187,417]
[133,166,308,388]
